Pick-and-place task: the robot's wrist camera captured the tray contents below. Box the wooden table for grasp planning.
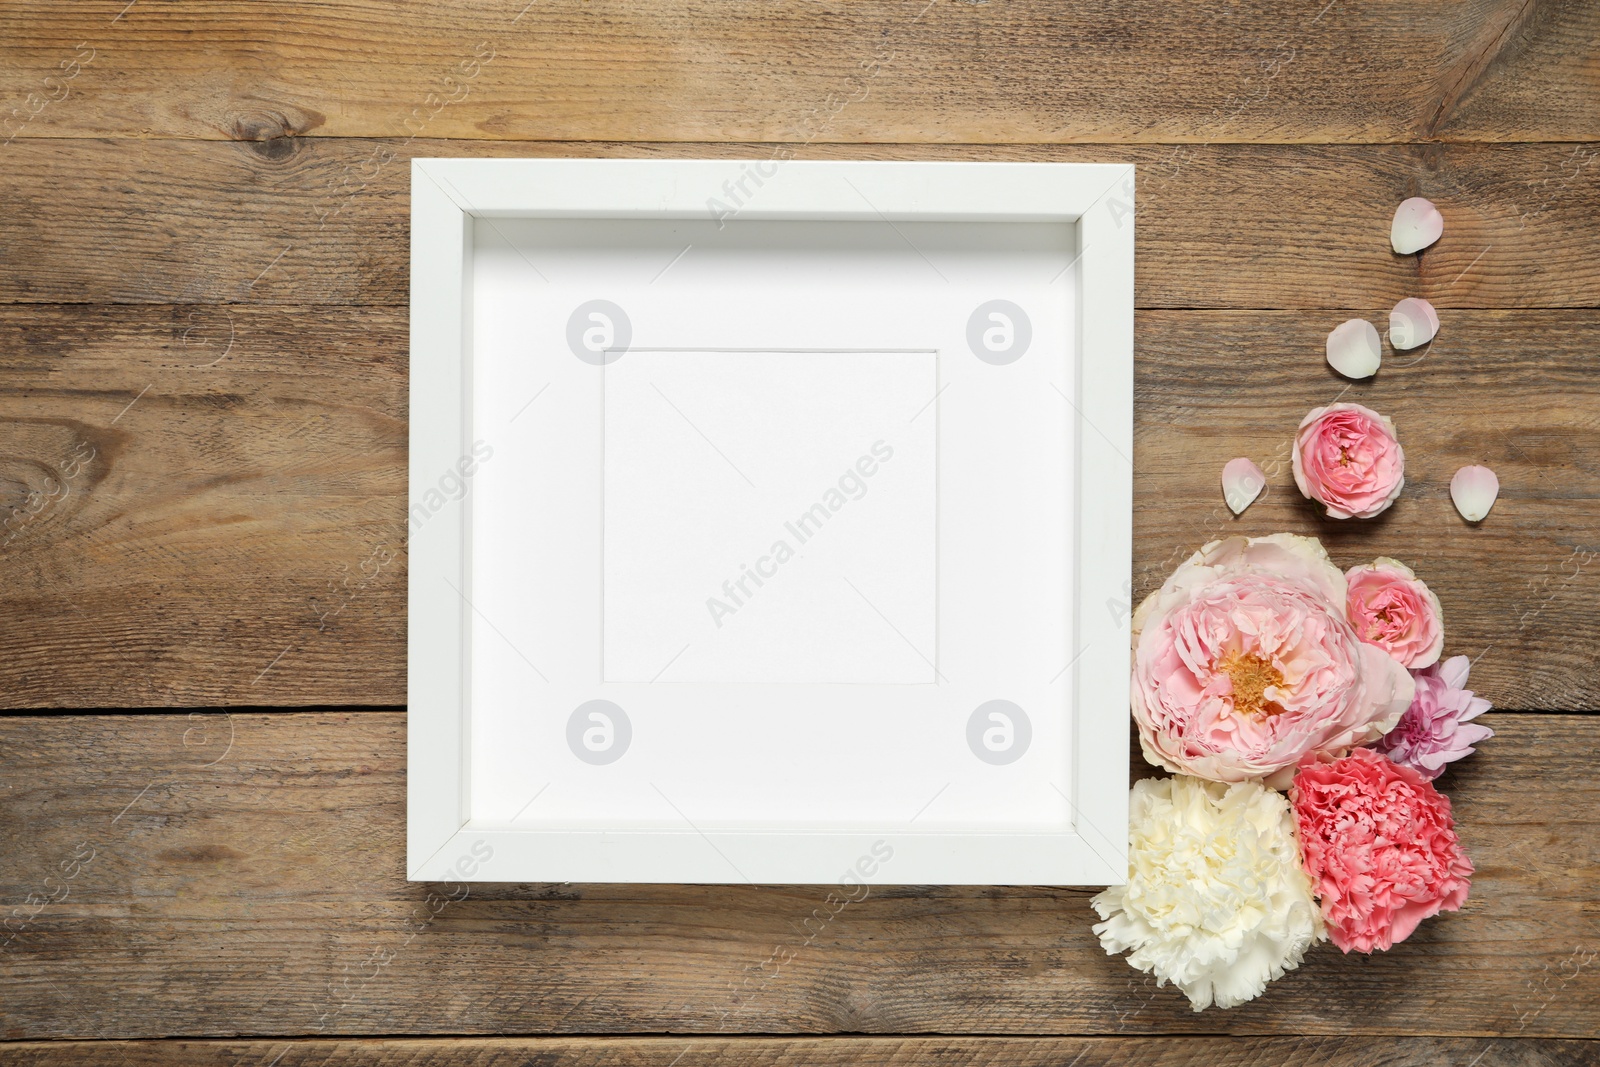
[2,2,1597,1063]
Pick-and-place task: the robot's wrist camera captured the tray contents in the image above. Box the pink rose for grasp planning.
[1132,534,1414,786]
[1374,655,1493,780]
[1292,403,1405,519]
[1345,557,1444,668]
[1292,747,1473,953]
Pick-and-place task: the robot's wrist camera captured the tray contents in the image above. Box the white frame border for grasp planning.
[408,159,1133,885]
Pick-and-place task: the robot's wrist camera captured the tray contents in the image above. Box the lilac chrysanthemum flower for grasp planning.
[1372,655,1493,779]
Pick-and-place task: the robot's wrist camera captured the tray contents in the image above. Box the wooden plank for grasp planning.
[1,139,1598,310]
[1430,0,1600,144]
[0,1,1595,144]
[0,1035,1593,1066]
[0,304,407,708]
[3,306,1597,709]
[0,712,1595,1039]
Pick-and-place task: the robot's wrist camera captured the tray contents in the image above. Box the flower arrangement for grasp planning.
[1093,198,1496,1010]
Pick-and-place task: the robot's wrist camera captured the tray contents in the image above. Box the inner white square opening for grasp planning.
[603,349,938,684]
[466,214,1077,837]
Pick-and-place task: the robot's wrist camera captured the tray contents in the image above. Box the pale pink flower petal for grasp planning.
[1389,298,1440,350]
[1222,457,1266,515]
[1438,655,1471,691]
[1450,465,1499,522]
[1391,197,1444,254]
[1326,319,1382,379]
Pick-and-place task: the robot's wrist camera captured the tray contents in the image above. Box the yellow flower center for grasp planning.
[1220,652,1285,718]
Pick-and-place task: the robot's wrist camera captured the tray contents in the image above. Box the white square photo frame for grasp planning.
[408,158,1133,885]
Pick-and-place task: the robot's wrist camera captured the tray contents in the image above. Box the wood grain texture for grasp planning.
[0,1036,1595,1066]
[3,306,1597,709]
[0,712,1595,1040]
[2,139,1599,309]
[0,1,1595,145]
[0,0,1593,1060]
[0,305,405,708]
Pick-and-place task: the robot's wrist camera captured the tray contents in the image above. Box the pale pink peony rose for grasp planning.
[1345,557,1444,668]
[1292,747,1473,953]
[1292,403,1405,519]
[1132,534,1415,786]
[1373,655,1493,780]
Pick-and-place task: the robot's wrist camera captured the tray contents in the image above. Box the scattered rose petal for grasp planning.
[1326,319,1382,379]
[1389,298,1439,350]
[1451,465,1499,522]
[1391,197,1444,254]
[1222,457,1266,515]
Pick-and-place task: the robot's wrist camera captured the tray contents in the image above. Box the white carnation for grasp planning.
[1091,775,1324,1011]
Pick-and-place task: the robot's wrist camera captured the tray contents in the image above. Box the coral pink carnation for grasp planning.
[1132,534,1414,786]
[1345,557,1444,668]
[1291,747,1473,952]
[1292,403,1405,519]
[1374,656,1494,780]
